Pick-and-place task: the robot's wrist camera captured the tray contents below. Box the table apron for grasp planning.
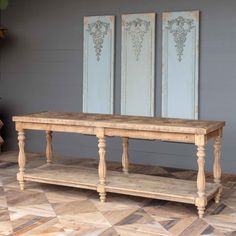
[16,122,197,143]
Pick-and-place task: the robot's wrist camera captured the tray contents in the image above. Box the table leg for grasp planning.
[17,130,26,190]
[122,137,129,174]
[213,135,222,203]
[195,144,207,218]
[97,131,107,203]
[46,131,53,164]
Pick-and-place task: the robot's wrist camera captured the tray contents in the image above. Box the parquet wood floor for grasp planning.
[0,151,236,236]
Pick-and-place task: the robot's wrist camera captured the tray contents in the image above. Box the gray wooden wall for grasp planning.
[0,0,236,173]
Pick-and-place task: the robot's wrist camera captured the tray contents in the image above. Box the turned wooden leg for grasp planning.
[122,137,129,174]
[195,144,207,218]
[214,136,222,203]
[46,131,53,164]
[17,130,26,190]
[97,130,107,203]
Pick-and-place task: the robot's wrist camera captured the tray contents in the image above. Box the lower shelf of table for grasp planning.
[23,163,220,205]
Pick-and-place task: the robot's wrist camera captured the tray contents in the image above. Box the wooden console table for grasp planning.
[13,112,225,218]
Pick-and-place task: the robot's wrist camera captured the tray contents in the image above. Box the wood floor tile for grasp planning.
[0,175,16,185]
[178,218,209,236]
[200,225,226,236]
[43,186,93,203]
[102,208,139,225]
[0,196,7,208]
[115,223,170,236]
[62,222,110,235]
[9,203,56,221]
[5,189,49,207]
[204,215,236,232]
[58,212,111,228]
[0,221,13,235]
[144,201,196,220]
[1,151,236,235]
[0,207,10,221]
[52,200,98,215]
[115,208,154,225]
[12,216,65,236]
[4,181,43,193]
[91,197,141,212]
[99,227,120,236]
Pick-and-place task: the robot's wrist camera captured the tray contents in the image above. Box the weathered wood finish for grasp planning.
[46,131,53,164]
[96,128,107,203]
[195,135,207,218]
[13,112,224,135]
[23,164,220,204]
[17,130,26,190]
[2,151,236,235]
[122,137,129,174]
[13,112,225,218]
[213,129,222,203]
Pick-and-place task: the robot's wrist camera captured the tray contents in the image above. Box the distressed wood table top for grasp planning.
[13,111,225,135]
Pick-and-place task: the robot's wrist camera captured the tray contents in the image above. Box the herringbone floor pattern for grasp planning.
[0,151,236,236]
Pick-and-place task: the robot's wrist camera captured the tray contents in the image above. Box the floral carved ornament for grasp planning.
[87,20,110,62]
[125,18,150,61]
[166,16,195,62]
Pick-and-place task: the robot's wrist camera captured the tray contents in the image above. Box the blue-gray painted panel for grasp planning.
[121,13,155,116]
[162,11,199,119]
[83,16,114,114]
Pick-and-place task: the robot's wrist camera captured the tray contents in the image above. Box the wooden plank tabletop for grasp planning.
[12,111,225,134]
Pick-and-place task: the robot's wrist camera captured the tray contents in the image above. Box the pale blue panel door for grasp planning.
[162,11,199,119]
[83,16,114,114]
[121,13,155,116]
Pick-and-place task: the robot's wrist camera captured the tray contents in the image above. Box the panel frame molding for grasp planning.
[121,13,156,117]
[83,15,115,114]
[162,11,199,119]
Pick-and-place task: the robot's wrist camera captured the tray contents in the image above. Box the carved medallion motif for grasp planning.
[87,20,110,62]
[166,16,195,62]
[125,18,150,61]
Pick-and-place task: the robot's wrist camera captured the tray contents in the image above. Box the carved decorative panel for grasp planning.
[121,13,155,116]
[162,11,199,119]
[83,16,114,114]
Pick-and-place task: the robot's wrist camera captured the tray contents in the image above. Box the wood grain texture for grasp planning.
[196,143,207,218]
[2,151,236,235]
[122,137,129,174]
[23,164,220,205]
[214,132,222,204]
[46,131,53,164]
[97,128,107,202]
[12,111,225,218]
[13,111,225,135]
[17,130,26,190]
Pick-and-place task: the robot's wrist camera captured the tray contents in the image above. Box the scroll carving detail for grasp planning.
[166,16,195,62]
[125,18,150,61]
[87,20,110,62]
